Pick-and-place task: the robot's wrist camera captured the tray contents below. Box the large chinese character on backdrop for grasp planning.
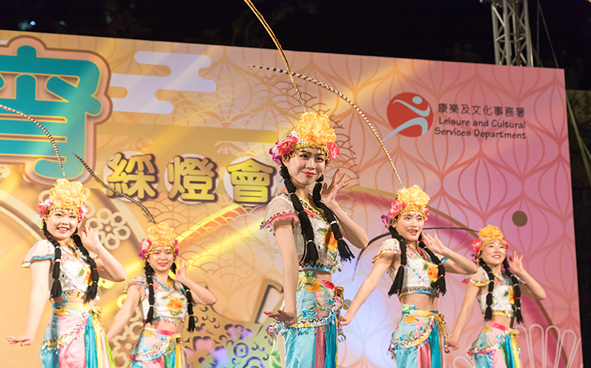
[105,152,159,201]
[166,154,219,202]
[225,158,276,205]
[0,37,111,184]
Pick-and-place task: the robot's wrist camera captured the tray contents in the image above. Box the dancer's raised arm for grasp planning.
[320,168,368,249]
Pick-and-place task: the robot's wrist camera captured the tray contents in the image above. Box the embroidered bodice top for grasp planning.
[467,267,516,317]
[373,238,439,297]
[128,275,188,324]
[22,239,98,301]
[261,193,341,273]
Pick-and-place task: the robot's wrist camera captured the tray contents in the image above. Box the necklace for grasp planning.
[154,277,174,293]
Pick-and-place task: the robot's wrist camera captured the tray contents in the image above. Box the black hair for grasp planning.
[42,221,99,302]
[418,233,446,295]
[43,222,63,300]
[387,226,446,297]
[312,175,354,262]
[171,262,197,333]
[144,261,156,323]
[279,164,318,264]
[144,260,197,333]
[279,164,354,265]
[72,229,100,303]
[386,226,407,296]
[478,257,523,323]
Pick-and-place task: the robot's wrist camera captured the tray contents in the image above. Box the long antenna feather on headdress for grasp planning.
[73,153,156,224]
[0,103,66,179]
[250,65,405,187]
[244,0,306,112]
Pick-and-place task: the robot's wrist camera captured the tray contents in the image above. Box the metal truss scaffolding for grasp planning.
[490,0,534,66]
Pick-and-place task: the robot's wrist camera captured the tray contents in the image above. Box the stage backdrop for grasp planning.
[0,30,582,368]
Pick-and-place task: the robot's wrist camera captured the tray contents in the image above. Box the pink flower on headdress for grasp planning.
[389,199,406,218]
[277,136,298,156]
[502,238,509,249]
[79,203,89,220]
[38,199,54,218]
[471,239,483,255]
[424,208,430,217]
[381,199,407,228]
[326,142,340,160]
[380,214,391,228]
[38,201,47,218]
[139,238,152,260]
[269,144,281,164]
[173,239,180,257]
[270,136,298,164]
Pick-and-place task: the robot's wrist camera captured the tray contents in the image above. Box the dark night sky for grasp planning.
[1,0,591,89]
[2,0,591,363]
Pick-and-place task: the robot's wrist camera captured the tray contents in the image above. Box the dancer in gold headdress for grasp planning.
[106,222,216,368]
[447,225,545,368]
[261,111,368,368]
[341,185,477,368]
[6,178,127,368]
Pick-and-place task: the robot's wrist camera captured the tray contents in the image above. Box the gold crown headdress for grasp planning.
[38,179,89,220]
[138,222,179,260]
[269,112,339,164]
[381,185,430,228]
[471,225,508,258]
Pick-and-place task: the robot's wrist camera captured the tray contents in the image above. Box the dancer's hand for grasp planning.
[6,333,34,346]
[446,336,460,351]
[340,312,354,326]
[81,225,101,253]
[264,310,298,327]
[422,232,448,256]
[175,259,190,284]
[507,251,525,276]
[321,168,349,207]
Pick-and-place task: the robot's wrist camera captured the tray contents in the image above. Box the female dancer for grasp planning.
[261,112,368,368]
[106,222,216,368]
[447,225,546,367]
[6,178,128,367]
[340,185,478,367]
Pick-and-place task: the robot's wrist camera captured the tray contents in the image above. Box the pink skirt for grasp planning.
[40,302,115,368]
[130,327,187,368]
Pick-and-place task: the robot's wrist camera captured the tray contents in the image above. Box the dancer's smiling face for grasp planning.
[480,240,507,267]
[45,208,79,243]
[393,210,425,245]
[283,148,326,188]
[147,248,175,274]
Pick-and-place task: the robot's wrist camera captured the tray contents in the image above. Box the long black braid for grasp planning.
[170,262,197,333]
[503,258,523,323]
[144,260,197,332]
[43,222,100,302]
[144,261,156,323]
[279,164,318,264]
[387,227,447,296]
[478,259,496,321]
[311,175,355,262]
[387,226,407,296]
[478,258,523,324]
[43,222,63,300]
[418,233,446,295]
[72,229,99,303]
